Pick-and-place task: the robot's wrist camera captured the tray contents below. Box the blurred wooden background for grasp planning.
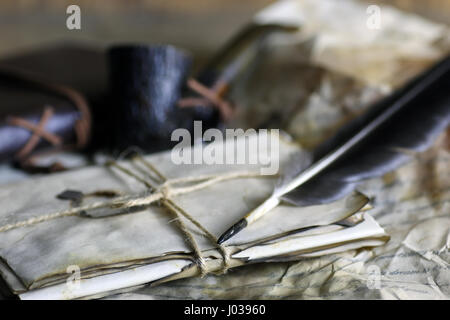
[0,0,273,60]
[0,0,448,59]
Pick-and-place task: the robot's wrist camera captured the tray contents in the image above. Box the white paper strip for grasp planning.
[20,259,191,300]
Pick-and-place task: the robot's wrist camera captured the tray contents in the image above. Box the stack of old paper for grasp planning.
[138,0,448,300]
[0,134,388,299]
[156,0,450,301]
[1,0,447,302]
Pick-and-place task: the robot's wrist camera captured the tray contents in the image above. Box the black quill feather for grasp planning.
[282,55,450,206]
[217,54,450,245]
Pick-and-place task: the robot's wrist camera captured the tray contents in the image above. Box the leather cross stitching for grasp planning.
[7,106,62,159]
[177,78,235,121]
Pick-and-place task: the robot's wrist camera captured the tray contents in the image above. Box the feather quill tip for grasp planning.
[217,219,248,244]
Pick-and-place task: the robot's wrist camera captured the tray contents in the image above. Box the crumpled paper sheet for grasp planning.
[104,0,450,300]
[298,0,450,88]
[104,133,450,301]
[231,0,450,148]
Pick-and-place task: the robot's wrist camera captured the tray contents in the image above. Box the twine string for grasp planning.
[111,154,232,276]
[0,155,273,276]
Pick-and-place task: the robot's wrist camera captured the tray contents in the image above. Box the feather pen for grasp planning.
[217,54,450,244]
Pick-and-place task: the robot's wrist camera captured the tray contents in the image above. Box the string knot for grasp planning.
[158,185,172,200]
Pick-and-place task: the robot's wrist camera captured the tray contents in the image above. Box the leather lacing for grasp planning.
[0,65,91,161]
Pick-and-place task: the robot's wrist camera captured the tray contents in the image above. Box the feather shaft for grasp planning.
[218,55,450,244]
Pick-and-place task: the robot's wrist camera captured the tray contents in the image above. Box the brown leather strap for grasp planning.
[0,65,92,150]
[177,78,235,121]
[7,106,62,159]
[446,127,450,152]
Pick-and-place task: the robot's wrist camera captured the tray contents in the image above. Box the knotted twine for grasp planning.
[0,154,273,277]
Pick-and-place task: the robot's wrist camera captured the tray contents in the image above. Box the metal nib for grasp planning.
[217,219,248,244]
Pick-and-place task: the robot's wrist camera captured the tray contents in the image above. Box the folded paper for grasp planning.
[0,134,388,299]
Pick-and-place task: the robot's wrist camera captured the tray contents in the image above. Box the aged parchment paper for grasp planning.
[104,0,450,300]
